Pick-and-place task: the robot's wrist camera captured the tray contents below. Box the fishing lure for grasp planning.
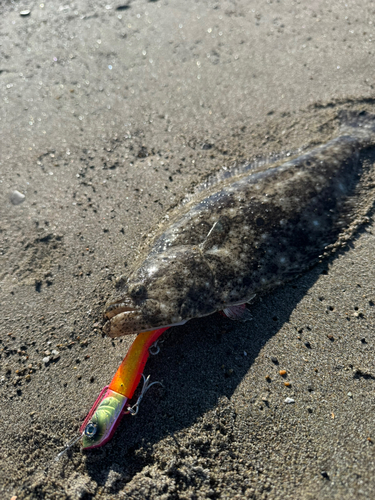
[57,327,169,457]
[57,311,239,456]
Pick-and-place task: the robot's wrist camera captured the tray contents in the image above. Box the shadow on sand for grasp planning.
[80,145,375,490]
[82,259,329,488]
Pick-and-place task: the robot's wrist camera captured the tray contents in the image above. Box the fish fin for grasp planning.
[246,293,256,305]
[181,150,302,206]
[339,110,375,141]
[200,216,230,252]
[222,304,253,322]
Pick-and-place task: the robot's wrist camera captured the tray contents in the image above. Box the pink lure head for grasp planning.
[81,388,128,450]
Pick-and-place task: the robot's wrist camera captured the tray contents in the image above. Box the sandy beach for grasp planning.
[1,1,375,498]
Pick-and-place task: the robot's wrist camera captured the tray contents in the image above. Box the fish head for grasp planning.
[104,245,215,337]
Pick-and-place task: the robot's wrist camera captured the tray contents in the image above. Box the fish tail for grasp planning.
[339,110,375,143]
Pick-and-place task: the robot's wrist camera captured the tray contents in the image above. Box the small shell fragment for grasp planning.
[284,397,295,404]
[10,190,26,205]
[20,10,31,16]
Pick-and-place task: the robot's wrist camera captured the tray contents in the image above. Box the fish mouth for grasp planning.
[104,296,161,336]
[103,306,143,337]
[104,313,189,338]
[103,299,190,338]
[104,299,143,336]
[104,302,138,320]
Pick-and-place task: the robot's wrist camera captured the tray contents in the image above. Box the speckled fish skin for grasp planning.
[104,114,375,337]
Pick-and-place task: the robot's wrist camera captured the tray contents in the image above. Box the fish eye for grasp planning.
[84,422,98,438]
[130,284,147,299]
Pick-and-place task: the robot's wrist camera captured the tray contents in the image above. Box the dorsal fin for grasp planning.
[182,150,303,206]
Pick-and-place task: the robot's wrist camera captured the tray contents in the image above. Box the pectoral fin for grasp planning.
[246,293,256,305]
[222,303,253,321]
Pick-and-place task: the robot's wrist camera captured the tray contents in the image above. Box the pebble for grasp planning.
[284,397,295,404]
[20,10,31,16]
[10,190,26,205]
[353,311,364,318]
[42,356,50,364]
[279,369,287,376]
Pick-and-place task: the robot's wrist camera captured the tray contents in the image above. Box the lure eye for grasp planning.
[130,284,147,299]
[84,422,98,438]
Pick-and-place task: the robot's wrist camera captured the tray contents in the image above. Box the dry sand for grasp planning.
[1,1,375,499]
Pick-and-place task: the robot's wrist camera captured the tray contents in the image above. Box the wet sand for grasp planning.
[1,1,375,498]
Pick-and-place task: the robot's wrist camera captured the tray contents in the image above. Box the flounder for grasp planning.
[104,112,375,337]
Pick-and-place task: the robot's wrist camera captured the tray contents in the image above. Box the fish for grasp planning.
[104,111,375,337]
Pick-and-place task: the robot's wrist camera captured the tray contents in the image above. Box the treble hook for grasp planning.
[126,374,164,416]
[149,339,161,355]
[55,433,83,461]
